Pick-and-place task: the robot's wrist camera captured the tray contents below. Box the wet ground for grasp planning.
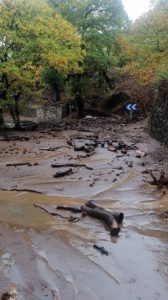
[0,118,168,299]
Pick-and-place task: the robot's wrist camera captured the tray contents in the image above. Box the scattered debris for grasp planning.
[34,200,124,237]
[136,150,146,158]
[160,211,168,220]
[3,135,31,142]
[93,244,109,256]
[51,163,93,171]
[53,167,73,178]
[57,205,82,213]
[40,146,70,151]
[1,286,17,300]
[6,162,32,167]
[147,170,168,187]
[125,161,133,168]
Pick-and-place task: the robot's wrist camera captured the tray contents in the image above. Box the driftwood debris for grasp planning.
[147,170,168,187]
[33,204,67,219]
[34,200,124,237]
[108,141,138,153]
[81,205,120,236]
[6,162,31,167]
[3,135,31,142]
[57,205,82,213]
[93,244,109,256]
[67,137,97,154]
[160,210,168,220]
[53,168,73,178]
[85,200,124,224]
[51,163,93,170]
[40,146,70,151]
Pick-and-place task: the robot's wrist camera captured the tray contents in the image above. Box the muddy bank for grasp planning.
[0,118,168,299]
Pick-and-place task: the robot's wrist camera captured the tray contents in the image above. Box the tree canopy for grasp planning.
[48,0,129,97]
[0,0,83,123]
[120,1,168,83]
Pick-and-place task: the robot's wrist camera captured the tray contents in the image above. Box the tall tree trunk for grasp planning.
[0,108,4,127]
[9,109,17,124]
[14,92,21,128]
[0,108,8,137]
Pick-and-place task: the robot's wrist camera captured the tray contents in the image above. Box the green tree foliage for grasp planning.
[48,0,129,98]
[41,68,65,101]
[0,0,83,125]
[120,2,168,83]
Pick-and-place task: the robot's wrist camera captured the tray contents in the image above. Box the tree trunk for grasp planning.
[0,108,4,127]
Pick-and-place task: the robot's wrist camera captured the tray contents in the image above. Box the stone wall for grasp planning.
[149,80,168,145]
[37,105,63,123]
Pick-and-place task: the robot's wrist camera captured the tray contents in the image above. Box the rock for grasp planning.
[136,150,146,158]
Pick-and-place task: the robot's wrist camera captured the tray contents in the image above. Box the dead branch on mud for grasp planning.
[57,205,82,213]
[40,146,70,151]
[51,163,93,170]
[6,162,32,167]
[81,205,120,236]
[34,200,124,236]
[85,200,124,224]
[33,204,67,219]
[53,167,73,178]
[3,135,31,142]
[93,244,109,255]
[147,170,168,187]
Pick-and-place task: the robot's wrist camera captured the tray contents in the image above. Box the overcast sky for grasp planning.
[122,0,150,21]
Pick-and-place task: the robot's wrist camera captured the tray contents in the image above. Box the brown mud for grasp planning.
[0,118,168,299]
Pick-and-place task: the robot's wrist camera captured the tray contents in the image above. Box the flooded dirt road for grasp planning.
[0,119,168,299]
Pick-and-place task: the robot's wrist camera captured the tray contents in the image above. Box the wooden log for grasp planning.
[57,205,82,213]
[6,162,31,167]
[85,200,124,224]
[51,163,93,170]
[81,205,120,236]
[53,168,73,178]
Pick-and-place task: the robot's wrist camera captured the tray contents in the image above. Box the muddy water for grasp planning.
[0,126,168,299]
[0,187,168,300]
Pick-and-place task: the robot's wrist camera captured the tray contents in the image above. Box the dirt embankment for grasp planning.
[0,117,168,300]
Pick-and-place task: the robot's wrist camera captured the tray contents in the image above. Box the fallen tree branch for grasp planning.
[81,205,120,236]
[6,162,31,167]
[53,168,73,178]
[57,205,82,213]
[147,170,168,187]
[3,135,31,141]
[33,204,67,219]
[85,200,124,224]
[40,146,69,151]
[34,201,124,236]
[93,244,109,256]
[51,163,93,170]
